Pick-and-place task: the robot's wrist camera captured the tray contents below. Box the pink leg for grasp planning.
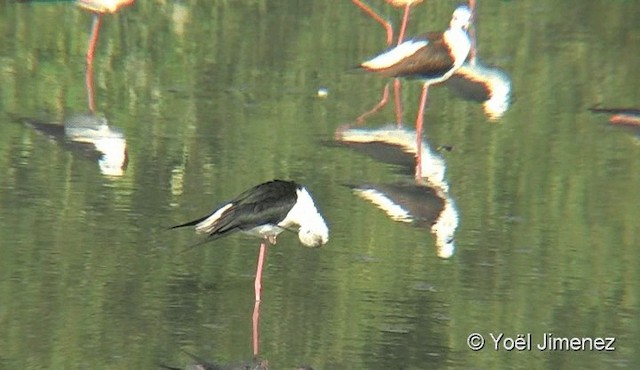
[86,14,102,67]
[252,299,261,356]
[415,83,430,181]
[468,0,477,63]
[355,83,390,124]
[351,0,394,46]
[85,61,96,113]
[397,4,411,44]
[393,78,403,127]
[254,240,267,302]
[610,114,640,126]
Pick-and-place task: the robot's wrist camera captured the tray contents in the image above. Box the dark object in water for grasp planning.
[159,352,271,370]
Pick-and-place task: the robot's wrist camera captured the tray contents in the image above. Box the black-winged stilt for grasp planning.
[351,0,426,126]
[359,5,472,179]
[171,180,329,302]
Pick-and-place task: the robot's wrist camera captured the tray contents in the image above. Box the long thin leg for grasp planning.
[397,3,411,44]
[351,0,394,46]
[468,0,477,63]
[393,78,403,127]
[415,83,430,181]
[85,61,96,113]
[355,83,390,124]
[86,13,103,67]
[252,299,261,357]
[254,240,267,302]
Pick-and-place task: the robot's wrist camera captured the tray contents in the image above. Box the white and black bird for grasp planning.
[171,180,329,301]
[446,60,512,120]
[351,182,458,259]
[359,5,472,179]
[23,114,128,177]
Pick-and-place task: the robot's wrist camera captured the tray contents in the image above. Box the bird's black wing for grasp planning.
[207,180,298,236]
[394,32,456,80]
[364,32,455,80]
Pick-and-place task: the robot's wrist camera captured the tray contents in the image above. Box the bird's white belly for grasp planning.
[243,224,285,239]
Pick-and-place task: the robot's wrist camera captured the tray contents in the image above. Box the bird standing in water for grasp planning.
[351,0,426,126]
[171,180,329,302]
[359,5,472,180]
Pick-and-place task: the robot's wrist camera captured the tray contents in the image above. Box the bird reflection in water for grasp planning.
[445,60,512,120]
[444,1,512,120]
[24,114,128,177]
[590,107,640,130]
[160,351,270,370]
[159,350,315,370]
[335,126,458,258]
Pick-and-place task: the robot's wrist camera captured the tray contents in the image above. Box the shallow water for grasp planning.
[0,1,639,369]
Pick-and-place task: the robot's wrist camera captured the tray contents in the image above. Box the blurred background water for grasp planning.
[0,0,639,369]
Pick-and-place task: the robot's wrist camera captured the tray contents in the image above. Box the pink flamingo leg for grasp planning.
[254,240,267,302]
[252,299,261,356]
[86,14,102,67]
[351,0,394,46]
[414,83,430,181]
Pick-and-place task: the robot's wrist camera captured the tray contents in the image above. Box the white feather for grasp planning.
[361,40,428,70]
[336,126,448,190]
[353,189,413,223]
[279,187,329,247]
[195,203,233,234]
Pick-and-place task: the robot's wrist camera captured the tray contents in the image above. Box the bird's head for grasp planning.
[450,5,472,30]
[298,221,329,248]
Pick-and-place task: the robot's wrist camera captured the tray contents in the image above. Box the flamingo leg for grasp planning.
[415,82,430,181]
[355,83,390,124]
[86,13,103,67]
[254,240,267,302]
[351,0,394,46]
